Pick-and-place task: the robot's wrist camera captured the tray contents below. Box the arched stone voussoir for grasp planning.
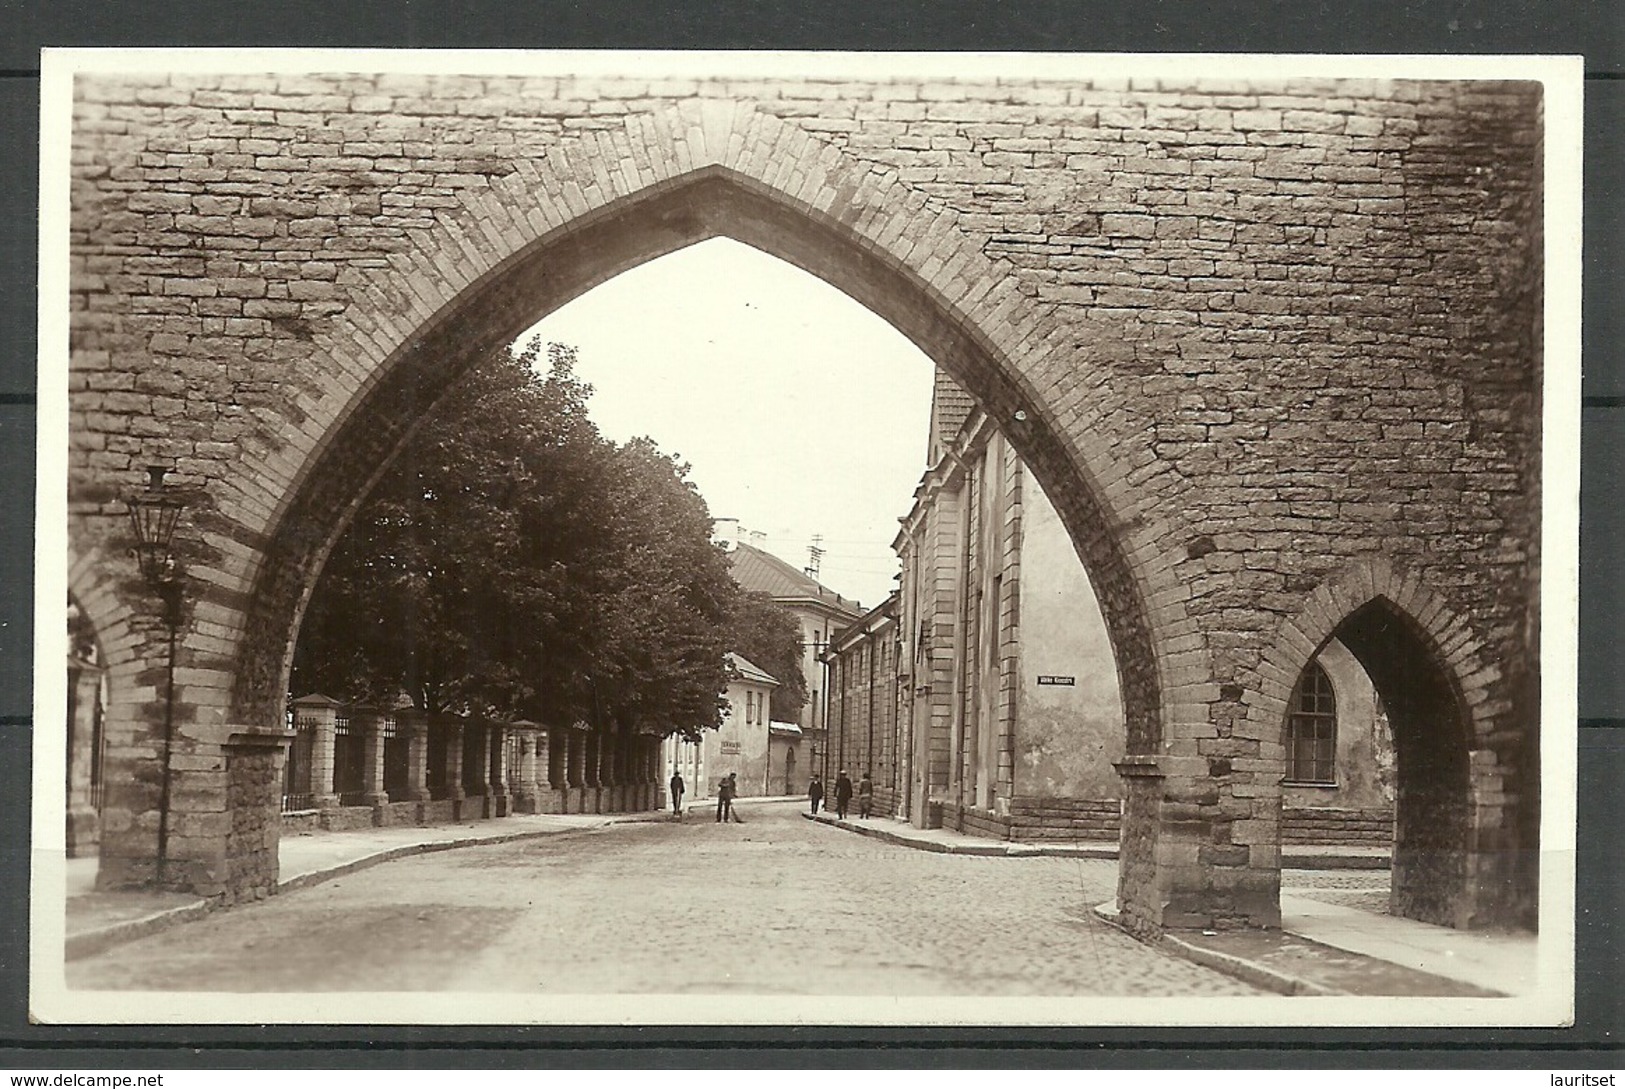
[227,101,1177,747]
[1248,555,1500,751]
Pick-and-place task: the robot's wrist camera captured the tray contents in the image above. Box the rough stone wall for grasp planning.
[223,743,281,904]
[1281,806,1393,847]
[1008,798,1122,842]
[67,72,1542,926]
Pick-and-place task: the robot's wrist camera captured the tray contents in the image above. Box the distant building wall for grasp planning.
[1013,471,1126,802]
[706,676,774,798]
[826,598,902,816]
[898,409,1127,836]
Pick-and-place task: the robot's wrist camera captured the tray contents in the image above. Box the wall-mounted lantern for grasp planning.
[124,464,191,885]
[126,465,188,616]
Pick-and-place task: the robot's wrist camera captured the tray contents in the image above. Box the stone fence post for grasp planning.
[67,656,105,857]
[291,694,341,809]
[510,721,542,813]
[488,724,509,817]
[396,708,429,803]
[355,707,389,807]
[440,716,466,802]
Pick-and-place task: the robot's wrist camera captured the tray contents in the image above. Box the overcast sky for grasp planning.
[519,238,936,609]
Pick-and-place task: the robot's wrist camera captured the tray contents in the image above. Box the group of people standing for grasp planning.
[806,769,872,820]
[665,767,877,823]
[666,769,745,822]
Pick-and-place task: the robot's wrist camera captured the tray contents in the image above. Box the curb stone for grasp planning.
[803,810,1117,859]
[275,820,616,895]
[64,899,216,961]
[803,811,1388,869]
[1089,900,1337,997]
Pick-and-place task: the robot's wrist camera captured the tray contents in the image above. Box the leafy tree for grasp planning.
[587,437,737,739]
[727,591,810,722]
[291,339,734,739]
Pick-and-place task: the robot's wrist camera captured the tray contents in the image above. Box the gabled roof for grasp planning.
[726,542,863,618]
[828,590,901,655]
[724,651,779,688]
[927,368,976,465]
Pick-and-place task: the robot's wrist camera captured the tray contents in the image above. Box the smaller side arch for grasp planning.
[1250,557,1501,756]
[68,542,146,676]
[1249,556,1514,929]
[68,540,179,886]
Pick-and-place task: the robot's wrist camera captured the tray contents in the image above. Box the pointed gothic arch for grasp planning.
[221,102,1188,769]
[1251,557,1517,928]
[64,72,1543,927]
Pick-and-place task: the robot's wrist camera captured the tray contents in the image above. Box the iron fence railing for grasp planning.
[333,709,368,806]
[281,707,316,812]
[382,711,409,799]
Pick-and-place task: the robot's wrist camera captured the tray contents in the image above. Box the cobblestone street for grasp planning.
[68,801,1260,996]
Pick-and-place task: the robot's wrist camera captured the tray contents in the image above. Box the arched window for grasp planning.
[1286,660,1337,785]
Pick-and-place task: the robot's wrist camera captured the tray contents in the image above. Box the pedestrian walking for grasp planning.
[808,773,824,815]
[669,769,685,817]
[834,769,853,820]
[858,770,874,819]
[715,773,734,823]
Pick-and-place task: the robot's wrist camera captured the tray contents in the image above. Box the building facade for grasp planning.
[824,595,903,815]
[663,652,779,801]
[831,372,1398,846]
[719,524,865,793]
[886,375,1129,841]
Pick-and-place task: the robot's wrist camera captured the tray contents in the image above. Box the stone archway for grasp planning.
[66,71,1544,927]
[217,101,1190,770]
[1252,557,1519,929]
[82,91,1186,901]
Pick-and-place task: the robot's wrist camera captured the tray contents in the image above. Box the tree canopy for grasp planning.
[727,591,810,722]
[290,339,738,738]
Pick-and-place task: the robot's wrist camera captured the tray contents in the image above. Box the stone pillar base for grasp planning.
[1114,752,1282,936]
[66,806,101,858]
[419,798,458,824]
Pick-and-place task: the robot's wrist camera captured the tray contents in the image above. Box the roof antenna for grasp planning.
[805,534,824,579]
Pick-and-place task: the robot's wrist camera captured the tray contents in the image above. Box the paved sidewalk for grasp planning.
[804,808,1536,998]
[801,810,1385,868]
[803,810,1118,857]
[64,811,642,958]
[1280,892,1537,995]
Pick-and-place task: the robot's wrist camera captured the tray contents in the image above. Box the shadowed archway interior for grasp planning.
[1323,597,1474,928]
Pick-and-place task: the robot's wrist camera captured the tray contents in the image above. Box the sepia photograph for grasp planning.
[30,49,1581,1027]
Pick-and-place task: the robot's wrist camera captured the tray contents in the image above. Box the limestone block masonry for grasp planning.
[66,72,1542,931]
[222,734,286,904]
